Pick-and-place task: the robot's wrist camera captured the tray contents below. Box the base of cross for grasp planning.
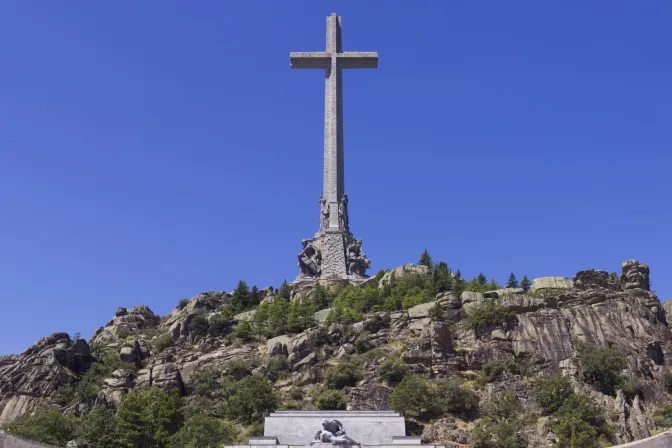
[294,230,371,283]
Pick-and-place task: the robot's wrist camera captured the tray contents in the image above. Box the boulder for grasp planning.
[347,384,391,410]
[484,288,524,298]
[621,260,651,291]
[408,301,437,319]
[378,264,429,290]
[152,363,183,393]
[292,352,317,370]
[120,340,143,364]
[573,269,619,290]
[461,291,484,304]
[314,308,332,324]
[529,277,574,293]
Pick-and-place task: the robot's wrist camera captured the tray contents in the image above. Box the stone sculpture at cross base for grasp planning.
[311,420,361,446]
[290,13,376,283]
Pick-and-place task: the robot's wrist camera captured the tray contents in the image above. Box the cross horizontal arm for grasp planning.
[337,52,378,69]
[290,52,330,69]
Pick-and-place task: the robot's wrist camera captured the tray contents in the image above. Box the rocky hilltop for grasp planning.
[1,259,671,448]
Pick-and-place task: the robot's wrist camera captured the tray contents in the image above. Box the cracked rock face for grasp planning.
[621,260,651,291]
[1,259,669,447]
[0,333,91,425]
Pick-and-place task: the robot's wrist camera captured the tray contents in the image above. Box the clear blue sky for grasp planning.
[1,1,670,355]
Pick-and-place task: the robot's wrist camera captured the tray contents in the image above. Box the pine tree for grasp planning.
[287,301,300,333]
[267,297,290,336]
[476,273,487,286]
[418,249,433,268]
[433,261,452,293]
[507,272,518,288]
[253,301,269,335]
[520,275,532,292]
[278,280,291,300]
[452,270,465,294]
[230,280,250,312]
[249,285,260,307]
[313,284,330,310]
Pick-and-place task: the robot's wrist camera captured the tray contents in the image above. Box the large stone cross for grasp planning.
[290,13,378,231]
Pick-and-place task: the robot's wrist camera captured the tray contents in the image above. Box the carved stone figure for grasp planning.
[321,196,330,232]
[338,194,349,231]
[298,240,321,278]
[311,420,360,446]
[346,239,370,277]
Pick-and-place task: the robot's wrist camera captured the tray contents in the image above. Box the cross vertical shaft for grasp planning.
[324,14,344,227]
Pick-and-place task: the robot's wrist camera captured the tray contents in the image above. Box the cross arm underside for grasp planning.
[338,52,378,69]
[290,52,330,69]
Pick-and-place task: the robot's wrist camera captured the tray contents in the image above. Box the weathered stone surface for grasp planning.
[0,333,91,425]
[621,260,651,291]
[499,294,547,313]
[460,291,484,304]
[408,301,437,319]
[484,288,524,298]
[152,363,183,393]
[529,276,574,292]
[378,264,429,290]
[347,384,391,410]
[92,305,161,345]
[314,308,332,324]
[573,269,620,291]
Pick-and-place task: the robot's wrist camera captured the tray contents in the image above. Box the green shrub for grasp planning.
[575,341,628,396]
[116,387,185,448]
[472,391,526,448]
[152,332,173,353]
[53,385,76,406]
[654,404,672,428]
[289,386,305,400]
[226,376,278,424]
[466,300,515,333]
[325,362,362,390]
[167,415,238,448]
[379,357,408,383]
[535,372,574,414]
[263,356,290,381]
[313,388,347,410]
[483,391,520,422]
[435,377,479,418]
[178,298,190,309]
[5,408,77,447]
[390,375,438,419]
[554,418,599,448]
[472,417,526,448]
[554,394,612,447]
[233,319,253,341]
[478,360,508,385]
[80,405,118,448]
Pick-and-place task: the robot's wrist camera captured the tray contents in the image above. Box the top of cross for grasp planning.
[290,13,378,69]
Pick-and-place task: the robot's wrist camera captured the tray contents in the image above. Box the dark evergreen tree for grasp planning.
[506,272,518,288]
[230,280,250,312]
[249,285,260,307]
[418,249,433,268]
[452,270,465,294]
[312,284,330,310]
[476,273,487,286]
[520,275,532,292]
[278,280,291,300]
[433,261,452,293]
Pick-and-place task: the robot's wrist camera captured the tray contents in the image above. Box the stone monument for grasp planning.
[225,411,447,448]
[291,13,375,282]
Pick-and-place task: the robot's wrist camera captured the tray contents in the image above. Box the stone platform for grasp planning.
[225,411,445,448]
